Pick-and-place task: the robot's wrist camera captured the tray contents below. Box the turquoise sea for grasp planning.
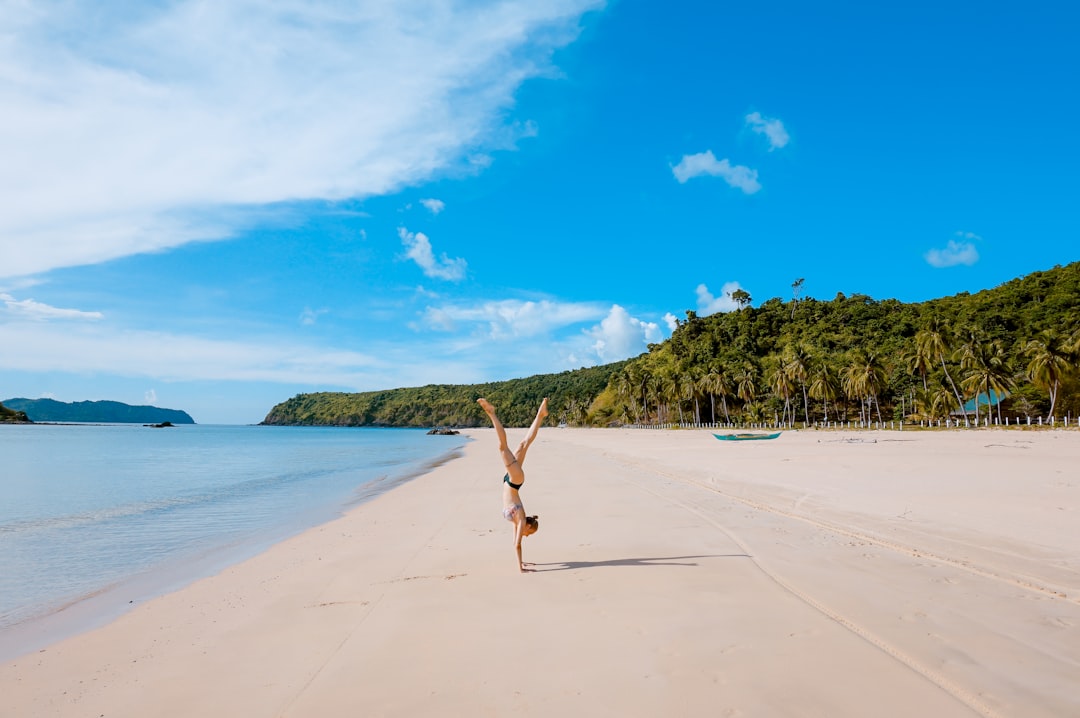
[0,424,467,660]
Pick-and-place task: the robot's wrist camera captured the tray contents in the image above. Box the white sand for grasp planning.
[2,427,1077,717]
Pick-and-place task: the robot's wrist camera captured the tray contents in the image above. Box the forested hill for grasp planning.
[261,362,628,428]
[263,261,1080,429]
[591,261,1080,426]
[3,398,196,424]
[0,401,31,423]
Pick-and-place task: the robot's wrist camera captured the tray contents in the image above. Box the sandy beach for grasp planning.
[2,427,1077,717]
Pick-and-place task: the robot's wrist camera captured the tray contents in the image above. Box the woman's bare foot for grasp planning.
[477,398,495,415]
[538,397,549,419]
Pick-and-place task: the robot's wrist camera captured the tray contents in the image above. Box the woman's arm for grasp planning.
[513,520,528,572]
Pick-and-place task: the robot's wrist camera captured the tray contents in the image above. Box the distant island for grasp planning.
[0,401,32,424]
[2,398,195,425]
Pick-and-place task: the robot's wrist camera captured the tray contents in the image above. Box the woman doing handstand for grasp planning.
[477,397,548,573]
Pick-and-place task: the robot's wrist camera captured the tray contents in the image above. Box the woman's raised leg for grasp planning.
[514,398,549,465]
[477,398,518,469]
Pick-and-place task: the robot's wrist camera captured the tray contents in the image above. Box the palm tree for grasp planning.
[562,396,587,427]
[916,318,968,426]
[1025,330,1074,420]
[790,277,805,319]
[841,362,864,424]
[698,367,732,425]
[643,371,660,425]
[768,362,796,426]
[902,342,933,392]
[656,371,673,423]
[634,367,654,424]
[679,370,701,424]
[615,369,639,424]
[1068,325,1080,355]
[960,339,1015,425]
[735,363,758,406]
[916,382,955,423]
[742,401,767,425]
[842,349,886,425]
[783,344,813,425]
[808,357,840,423]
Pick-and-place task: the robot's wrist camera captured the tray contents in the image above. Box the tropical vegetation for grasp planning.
[262,362,627,428]
[264,262,1080,428]
[591,262,1080,428]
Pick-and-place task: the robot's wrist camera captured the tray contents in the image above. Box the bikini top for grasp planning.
[503,473,523,491]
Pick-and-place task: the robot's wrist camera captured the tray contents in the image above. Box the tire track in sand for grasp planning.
[687,469,1074,605]
[610,455,1002,718]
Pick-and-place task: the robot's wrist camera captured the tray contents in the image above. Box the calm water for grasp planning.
[0,424,467,654]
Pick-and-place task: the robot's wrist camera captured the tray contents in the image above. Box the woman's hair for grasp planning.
[525,515,539,532]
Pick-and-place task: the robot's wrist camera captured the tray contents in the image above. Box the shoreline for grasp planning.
[3,427,1077,717]
[0,438,469,664]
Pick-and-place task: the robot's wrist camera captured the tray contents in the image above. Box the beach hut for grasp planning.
[951,390,1009,424]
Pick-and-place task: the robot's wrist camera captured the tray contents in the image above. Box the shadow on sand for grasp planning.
[529,554,749,572]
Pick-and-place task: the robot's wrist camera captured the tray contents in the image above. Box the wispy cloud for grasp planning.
[299,307,329,326]
[0,293,667,401]
[1,293,104,321]
[0,1,602,279]
[925,232,981,268]
[745,111,789,150]
[671,151,761,194]
[695,282,744,315]
[399,227,467,281]
[421,298,605,338]
[0,322,385,386]
[420,198,446,215]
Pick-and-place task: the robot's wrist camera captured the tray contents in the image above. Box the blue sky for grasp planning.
[1,1,1078,424]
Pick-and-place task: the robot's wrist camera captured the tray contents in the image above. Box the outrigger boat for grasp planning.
[713,432,781,441]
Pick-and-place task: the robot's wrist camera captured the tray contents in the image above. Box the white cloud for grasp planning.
[300,307,329,326]
[0,321,385,386]
[144,389,158,405]
[745,111,790,150]
[420,198,446,215]
[925,233,981,268]
[0,294,665,405]
[0,1,602,279]
[663,312,679,332]
[696,282,744,315]
[585,305,661,363]
[421,298,605,338]
[399,227,467,281]
[0,312,551,402]
[1,293,104,321]
[419,301,670,370]
[671,151,761,194]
